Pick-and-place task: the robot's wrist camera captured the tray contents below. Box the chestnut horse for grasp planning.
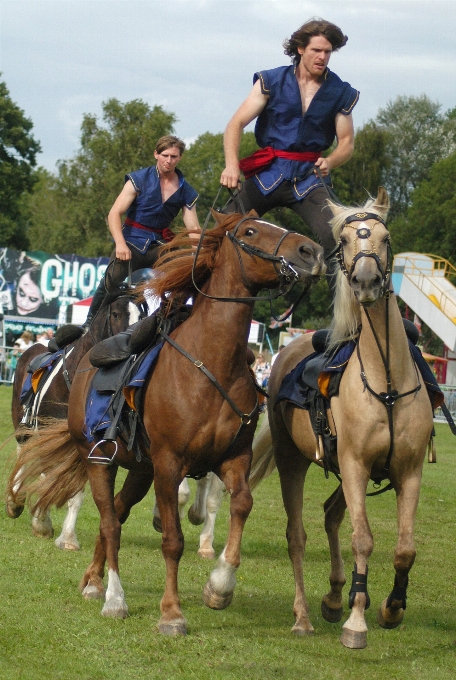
[7,291,142,547]
[8,211,324,635]
[250,189,434,648]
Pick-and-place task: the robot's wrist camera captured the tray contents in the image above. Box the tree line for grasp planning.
[1,76,456,329]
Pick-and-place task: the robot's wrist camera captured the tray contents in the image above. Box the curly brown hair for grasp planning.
[283,18,348,64]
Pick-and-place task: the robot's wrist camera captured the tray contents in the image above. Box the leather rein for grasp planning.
[337,213,422,489]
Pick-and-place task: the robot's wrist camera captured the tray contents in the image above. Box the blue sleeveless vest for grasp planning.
[252,66,359,198]
[122,166,198,252]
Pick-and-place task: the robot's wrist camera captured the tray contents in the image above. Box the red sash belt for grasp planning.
[124,217,174,242]
[239,147,321,179]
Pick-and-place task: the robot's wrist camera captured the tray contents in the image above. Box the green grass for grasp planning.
[1,383,456,679]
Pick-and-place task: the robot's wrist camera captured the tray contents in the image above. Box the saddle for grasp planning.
[89,305,192,369]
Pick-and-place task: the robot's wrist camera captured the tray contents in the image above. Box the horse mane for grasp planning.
[327,194,389,350]
[137,212,247,307]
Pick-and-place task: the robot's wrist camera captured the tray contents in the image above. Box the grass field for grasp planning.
[1,383,456,679]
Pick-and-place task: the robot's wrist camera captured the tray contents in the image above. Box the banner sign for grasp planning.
[0,248,108,341]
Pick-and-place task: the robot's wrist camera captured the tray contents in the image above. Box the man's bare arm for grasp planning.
[314,112,355,177]
[220,80,269,188]
[107,180,138,260]
[182,205,202,240]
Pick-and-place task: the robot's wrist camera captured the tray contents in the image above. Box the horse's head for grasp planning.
[104,292,143,337]
[214,210,326,293]
[329,188,391,306]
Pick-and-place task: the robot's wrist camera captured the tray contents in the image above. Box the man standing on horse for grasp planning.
[220,18,359,289]
[84,135,201,327]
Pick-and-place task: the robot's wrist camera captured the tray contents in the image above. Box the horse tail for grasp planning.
[7,418,87,516]
[249,414,276,490]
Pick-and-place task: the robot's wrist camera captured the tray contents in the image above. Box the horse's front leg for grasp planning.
[339,460,373,649]
[198,473,225,559]
[203,450,253,611]
[378,471,422,629]
[321,483,347,623]
[152,478,190,533]
[55,489,85,550]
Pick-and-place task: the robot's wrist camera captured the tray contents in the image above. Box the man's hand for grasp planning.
[115,241,132,260]
[220,165,241,189]
[314,156,331,177]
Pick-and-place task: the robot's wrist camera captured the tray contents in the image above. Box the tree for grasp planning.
[27,99,176,256]
[0,77,41,248]
[330,122,390,205]
[375,95,456,219]
[389,150,456,262]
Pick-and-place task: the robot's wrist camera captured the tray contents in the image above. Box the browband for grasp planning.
[343,212,386,226]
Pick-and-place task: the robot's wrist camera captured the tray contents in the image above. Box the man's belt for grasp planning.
[124,217,174,242]
[239,147,321,179]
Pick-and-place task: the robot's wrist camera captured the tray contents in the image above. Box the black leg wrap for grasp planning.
[348,563,370,610]
[386,575,408,610]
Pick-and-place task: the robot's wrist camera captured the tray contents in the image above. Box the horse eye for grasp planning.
[244,228,256,237]
[340,236,348,245]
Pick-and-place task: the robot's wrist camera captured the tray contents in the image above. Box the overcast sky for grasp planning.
[1,0,455,172]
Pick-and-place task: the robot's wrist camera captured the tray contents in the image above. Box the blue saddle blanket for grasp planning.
[277,340,443,410]
[20,349,65,403]
[84,341,164,442]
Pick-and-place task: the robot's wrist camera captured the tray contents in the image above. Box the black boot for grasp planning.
[83,278,107,328]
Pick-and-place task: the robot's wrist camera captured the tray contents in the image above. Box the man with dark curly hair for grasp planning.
[220,18,359,289]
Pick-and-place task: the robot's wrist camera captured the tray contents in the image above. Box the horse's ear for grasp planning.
[372,187,390,216]
[327,200,345,217]
[246,209,259,218]
[211,209,225,225]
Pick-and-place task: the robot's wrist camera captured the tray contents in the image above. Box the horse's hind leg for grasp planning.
[378,472,422,629]
[203,450,253,611]
[31,505,54,538]
[188,473,212,526]
[198,473,225,559]
[55,489,85,550]
[321,483,347,623]
[275,439,314,635]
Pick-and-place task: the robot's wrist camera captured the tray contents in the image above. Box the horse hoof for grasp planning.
[5,501,24,519]
[377,599,405,629]
[152,516,163,533]
[32,525,54,539]
[55,539,80,551]
[158,618,187,636]
[203,581,233,610]
[321,600,343,623]
[340,627,367,649]
[291,624,314,636]
[188,507,205,526]
[102,601,129,619]
[82,584,104,600]
[198,548,215,560]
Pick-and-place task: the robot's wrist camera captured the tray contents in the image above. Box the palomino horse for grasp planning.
[8,211,324,635]
[7,291,142,547]
[250,189,434,649]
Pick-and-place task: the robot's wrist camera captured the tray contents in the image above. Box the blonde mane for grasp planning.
[327,193,389,350]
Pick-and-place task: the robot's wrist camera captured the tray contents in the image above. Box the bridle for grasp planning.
[332,212,393,297]
[335,211,421,489]
[191,214,317,320]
